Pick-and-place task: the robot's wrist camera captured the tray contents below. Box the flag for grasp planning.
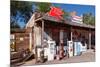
[71,15,82,23]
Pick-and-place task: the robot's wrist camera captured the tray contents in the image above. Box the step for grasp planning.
[11,58,23,64]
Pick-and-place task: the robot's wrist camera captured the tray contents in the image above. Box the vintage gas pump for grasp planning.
[67,41,74,57]
[47,40,56,61]
[74,42,82,56]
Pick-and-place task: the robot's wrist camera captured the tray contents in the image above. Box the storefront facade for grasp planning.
[26,12,95,62]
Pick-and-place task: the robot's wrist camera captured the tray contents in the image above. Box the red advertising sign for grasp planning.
[48,6,64,20]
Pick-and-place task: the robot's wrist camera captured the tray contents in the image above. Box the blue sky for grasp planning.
[16,3,95,28]
[52,3,95,16]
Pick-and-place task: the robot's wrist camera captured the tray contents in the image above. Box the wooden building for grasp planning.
[10,28,34,63]
[26,12,95,50]
[25,12,95,61]
[10,12,95,63]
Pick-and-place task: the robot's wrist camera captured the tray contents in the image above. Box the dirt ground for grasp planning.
[11,50,95,67]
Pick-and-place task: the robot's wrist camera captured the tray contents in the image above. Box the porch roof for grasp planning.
[42,15,95,29]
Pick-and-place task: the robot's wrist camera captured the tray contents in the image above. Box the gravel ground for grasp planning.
[17,50,95,67]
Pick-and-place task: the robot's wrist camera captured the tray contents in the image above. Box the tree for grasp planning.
[62,10,70,19]
[83,13,95,26]
[35,2,51,13]
[11,1,51,28]
[11,1,71,28]
[11,1,33,25]
[10,21,20,29]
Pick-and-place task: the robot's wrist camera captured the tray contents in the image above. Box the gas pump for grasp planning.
[74,42,82,56]
[47,40,56,61]
[67,41,74,57]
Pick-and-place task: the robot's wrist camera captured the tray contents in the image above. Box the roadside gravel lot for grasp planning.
[19,51,95,66]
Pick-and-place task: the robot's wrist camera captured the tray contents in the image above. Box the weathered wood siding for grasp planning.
[15,33,30,51]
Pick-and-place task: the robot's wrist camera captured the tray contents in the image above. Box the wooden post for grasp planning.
[34,23,37,63]
[29,32,32,51]
[71,27,73,41]
[59,30,64,59]
[41,20,44,48]
[41,20,44,62]
[89,29,91,49]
